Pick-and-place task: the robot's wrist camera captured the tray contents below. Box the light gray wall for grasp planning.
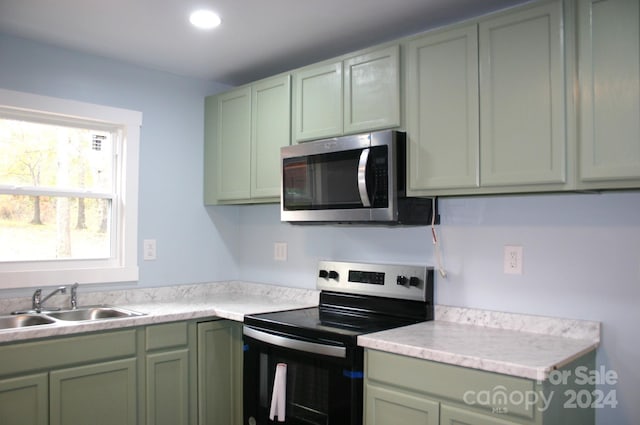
[237,195,640,425]
[2,32,639,424]
[0,33,238,294]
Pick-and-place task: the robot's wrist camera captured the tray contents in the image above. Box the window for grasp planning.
[0,89,141,289]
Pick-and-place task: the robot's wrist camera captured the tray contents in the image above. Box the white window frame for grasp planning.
[0,88,141,289]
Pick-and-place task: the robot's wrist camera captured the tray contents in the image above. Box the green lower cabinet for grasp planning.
[0,329,138,425]
[366,382,440,425]
[145,321,194,425]
[441,405,521,425]
[0,373,48,425]
[197,320,244,425]
[50,358,137,425]
[0,319,243,425]
[146,350,189,425]
[364,349,595,425]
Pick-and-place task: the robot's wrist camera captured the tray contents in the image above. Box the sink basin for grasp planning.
[46,306,145,322]
[0,314,56,330]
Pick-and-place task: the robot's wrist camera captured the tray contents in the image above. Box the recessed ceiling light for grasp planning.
[189,9,221,30]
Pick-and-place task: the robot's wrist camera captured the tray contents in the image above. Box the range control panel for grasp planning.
[316,260,434,302]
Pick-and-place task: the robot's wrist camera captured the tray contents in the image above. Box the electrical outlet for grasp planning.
[274,242,288,261]
[504,245,523,275]
[143,239,157,261]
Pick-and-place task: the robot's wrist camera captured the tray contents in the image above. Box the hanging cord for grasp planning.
[431,197,447,278]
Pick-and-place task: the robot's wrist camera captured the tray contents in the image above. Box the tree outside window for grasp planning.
[0,118,114,261]
[0,89,140,289]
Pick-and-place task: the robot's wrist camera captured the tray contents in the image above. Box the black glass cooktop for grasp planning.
[249,306,417,333]
[244,291,433,347]
[244,307,425,348]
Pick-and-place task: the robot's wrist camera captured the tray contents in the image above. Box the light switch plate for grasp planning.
[143,239,157,261]
[274,242,287,261]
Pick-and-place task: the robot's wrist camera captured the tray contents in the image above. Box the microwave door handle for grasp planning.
[358,148,371,207]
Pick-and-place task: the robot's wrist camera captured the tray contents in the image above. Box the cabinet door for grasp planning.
[147,349,189,425]
[479,1,566,186]
[217,87,252,200]
[251,75,291,198]
[365,383,439,425]
[0,373,48,425]
[578,0,640,185]
[344,45,401,134]
[406,25,480,192]
[293,61,343,141]
[198,320,243,425]
[204,95,218,204]
[50,358,137,425]
[441,404,520,425]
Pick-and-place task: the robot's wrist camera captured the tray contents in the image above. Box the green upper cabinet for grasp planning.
[479,1,566,187]
[344,45,401,134]
[204,74,291,204]
[577,0,640,188]
[293,44,401,142]
[408,0,569,196]
[212,87,252,202]
[293,61,343,141]
[205,0,640,200]
[251,75,292,198]
[406,25,480,192]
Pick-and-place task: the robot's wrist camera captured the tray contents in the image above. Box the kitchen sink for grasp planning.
[46,306,145,321]
[0,306,145,331]
[0,314,56,330]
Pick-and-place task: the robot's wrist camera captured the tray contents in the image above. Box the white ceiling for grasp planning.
[0,0,529,86]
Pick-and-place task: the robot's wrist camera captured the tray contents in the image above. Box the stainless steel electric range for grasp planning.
[243,260,435,425]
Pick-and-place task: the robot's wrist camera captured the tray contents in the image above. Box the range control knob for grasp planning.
[397,276,421,287]
[318,270,329,279]
[409,276,421,287]
[328,270,339,280]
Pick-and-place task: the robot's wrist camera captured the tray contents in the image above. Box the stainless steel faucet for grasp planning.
[32,286,67,313]
[70,283,79,310]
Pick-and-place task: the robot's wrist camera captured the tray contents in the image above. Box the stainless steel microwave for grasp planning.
[280,130,436,224]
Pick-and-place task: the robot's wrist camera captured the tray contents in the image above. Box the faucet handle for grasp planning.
[32,288,42,311]
[70,283,79,309]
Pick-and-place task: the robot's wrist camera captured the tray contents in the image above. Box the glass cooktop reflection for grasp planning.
[244,306,420,342]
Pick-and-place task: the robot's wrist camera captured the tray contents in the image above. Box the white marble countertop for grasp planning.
[0,281,319,344]
[1,283,601,382]
[358,306,601,381]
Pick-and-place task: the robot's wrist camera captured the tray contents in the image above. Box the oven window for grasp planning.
[262,353,331,424]
[245,339,361,425]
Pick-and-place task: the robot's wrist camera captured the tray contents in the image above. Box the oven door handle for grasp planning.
[243,326,347,359]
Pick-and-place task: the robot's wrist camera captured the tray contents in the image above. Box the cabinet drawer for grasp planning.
[0,330,137,376]
[146,321,188,351]
[366,350,535,419]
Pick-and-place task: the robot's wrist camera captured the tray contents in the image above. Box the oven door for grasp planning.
[243,326,363,425]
